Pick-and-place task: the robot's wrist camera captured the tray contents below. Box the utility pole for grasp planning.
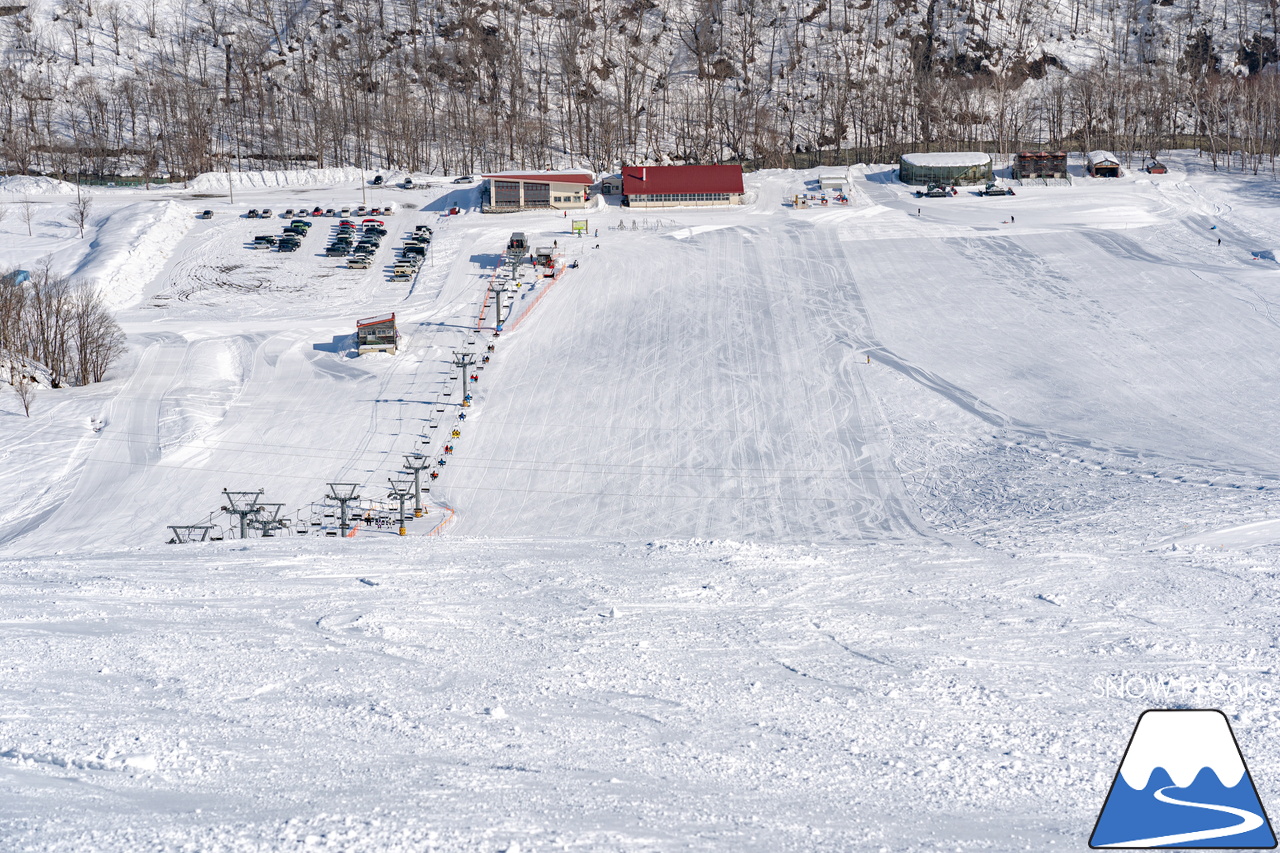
[388,479,414,536]
[451,350,476,402]
[490,279,512,329]
[403,454,430,518]
[326,483,361,538]
[222,489,264,539]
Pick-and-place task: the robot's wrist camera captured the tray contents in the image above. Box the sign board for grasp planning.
[571,219,588,236]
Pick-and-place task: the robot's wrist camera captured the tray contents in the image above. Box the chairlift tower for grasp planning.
[490,279,512,328]
[326,483,361,538]
[222,489,264,539]
[403,454,430,517]
[251,503,286,537]
[388,479,414,536]
[168,525,214,544]
[451,350,477,402]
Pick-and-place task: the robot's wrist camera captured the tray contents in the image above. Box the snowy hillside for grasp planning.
[3,158,1280,850]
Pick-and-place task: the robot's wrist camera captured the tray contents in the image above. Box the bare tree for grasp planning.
[69,194,93,238]
[9,366,35,417]
[19,198,36,237]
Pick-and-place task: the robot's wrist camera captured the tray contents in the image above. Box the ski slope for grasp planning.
[3,156,1280,850]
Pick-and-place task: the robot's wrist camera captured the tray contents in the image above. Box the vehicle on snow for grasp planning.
[981,183,1014,196]
[246,208,260,218]
[403,177,414,189]
[916,184,950,199]
[372,175,384,185]
[199,210,214,219]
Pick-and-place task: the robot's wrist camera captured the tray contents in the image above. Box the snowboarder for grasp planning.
[594,229,598,237]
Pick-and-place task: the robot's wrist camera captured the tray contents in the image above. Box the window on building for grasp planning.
[524,182,551,207]
[493,180,521,207]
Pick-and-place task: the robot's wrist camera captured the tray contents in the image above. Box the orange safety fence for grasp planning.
[428,503,456,536]
[506,262,566,333]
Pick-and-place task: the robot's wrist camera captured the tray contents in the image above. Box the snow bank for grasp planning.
[185,167,367,192]
[0,175,78,195]
[900,152,991,168]
[72,200,193,309]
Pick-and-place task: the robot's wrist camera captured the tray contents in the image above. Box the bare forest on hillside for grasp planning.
[1,268,127,388]
[3,0,1280,177]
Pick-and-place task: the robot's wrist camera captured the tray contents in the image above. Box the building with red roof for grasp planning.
[621,165,744,208]
[482,170,595,212]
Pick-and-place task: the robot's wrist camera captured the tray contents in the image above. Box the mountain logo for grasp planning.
[1090,709,1276,849]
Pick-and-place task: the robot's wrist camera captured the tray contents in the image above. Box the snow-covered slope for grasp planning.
[2,157,1280,850]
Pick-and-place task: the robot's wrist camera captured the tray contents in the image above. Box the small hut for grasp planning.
[898,152,993,186]
[1087,151,1122,178]
[357,313,398,355]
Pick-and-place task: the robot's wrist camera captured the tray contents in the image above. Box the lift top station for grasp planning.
[506,232,528,261]
[357,313,399,355]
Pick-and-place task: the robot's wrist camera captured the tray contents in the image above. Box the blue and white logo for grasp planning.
[1091,709,1276,848]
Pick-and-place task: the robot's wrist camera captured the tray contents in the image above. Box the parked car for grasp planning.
[355,205,368,216]
[324,208,335,217]
[199,210,214,219]
[247,208,260,218]
[452,175,473,184]
[349,257,372,269]
[282,208,294,217]
[278,242,300,253]
[325,246,349,257]
[290,219,311,229]
[403,177,414,189]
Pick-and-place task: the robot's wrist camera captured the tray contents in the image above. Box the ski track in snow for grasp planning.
[2,158,1280,850]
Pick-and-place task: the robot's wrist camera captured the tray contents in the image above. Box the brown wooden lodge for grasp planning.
[1012,151,1068,180]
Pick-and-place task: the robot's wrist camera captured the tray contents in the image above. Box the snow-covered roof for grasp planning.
[358,313,395,327]
[483,170,595,184]
[1087,150,1120,165]
[900,152,991,168]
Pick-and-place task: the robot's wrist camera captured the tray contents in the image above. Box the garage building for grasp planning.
[898,152,993,186]
[622,165,744,207]
[482,170,595,212]
[1086,151,1122,178]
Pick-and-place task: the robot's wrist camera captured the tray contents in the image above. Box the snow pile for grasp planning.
[71,200,193,309]
[186,167,368,192]
[0,176,78,195]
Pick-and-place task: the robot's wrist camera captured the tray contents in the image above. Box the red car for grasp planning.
[311,207,324,216]
[362,218,384,226]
